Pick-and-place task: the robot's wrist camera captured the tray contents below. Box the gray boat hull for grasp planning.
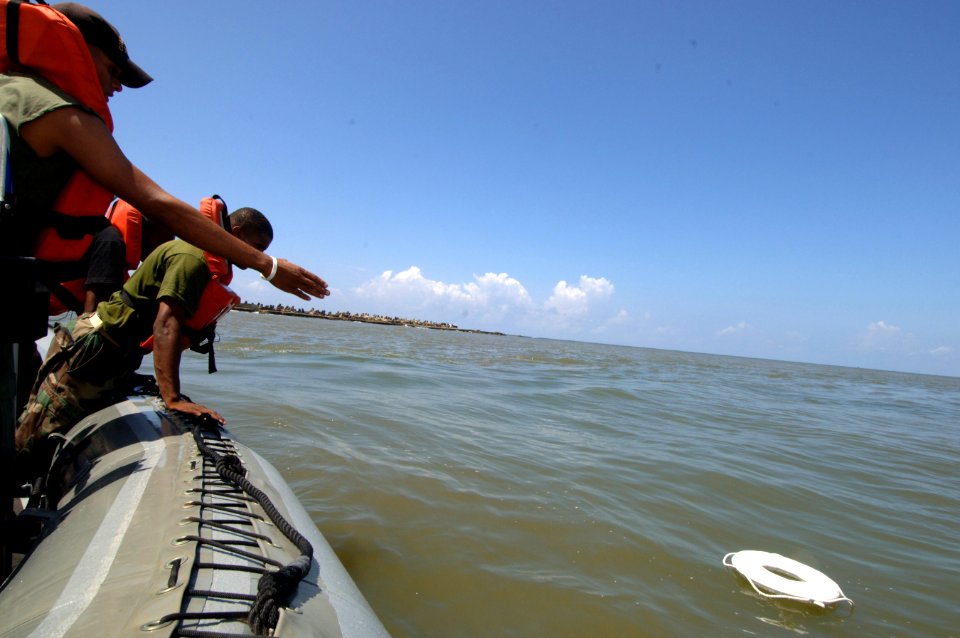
[0,394,389,638]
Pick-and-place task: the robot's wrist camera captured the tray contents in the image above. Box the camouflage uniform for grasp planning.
[14,240,211,485]
[14,313,142,482]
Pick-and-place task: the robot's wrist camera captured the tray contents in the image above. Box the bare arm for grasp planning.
[153,299,225,423]
[22,107,330,301]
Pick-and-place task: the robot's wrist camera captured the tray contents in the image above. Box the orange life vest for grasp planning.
[0,0,116,262]
[137,196,240,372]
[107,198,143,271]
[47,198,144,315]
[184,195,240,337]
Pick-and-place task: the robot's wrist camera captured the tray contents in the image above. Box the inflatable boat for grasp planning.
[0,383,390,638]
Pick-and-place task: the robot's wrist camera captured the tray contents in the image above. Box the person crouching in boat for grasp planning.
[13,204,273,486]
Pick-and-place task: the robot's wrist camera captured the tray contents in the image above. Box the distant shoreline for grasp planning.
[233,302,506,337]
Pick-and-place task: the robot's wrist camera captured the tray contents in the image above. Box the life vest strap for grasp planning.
[120,289,220,374]
[187,325,219,374]
[2,204,112,253]
[31,259,90,315]
[34,209,111,239]
[46,280,84,314]
[119,287,145,312]
[5,1,21,67]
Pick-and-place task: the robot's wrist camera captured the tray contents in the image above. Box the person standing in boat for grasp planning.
[0,1,329,303]
[14,203,272,484]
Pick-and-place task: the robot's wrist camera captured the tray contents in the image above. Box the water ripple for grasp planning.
[172,312,960,637]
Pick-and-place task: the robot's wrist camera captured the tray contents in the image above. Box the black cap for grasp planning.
[54,3,152,88]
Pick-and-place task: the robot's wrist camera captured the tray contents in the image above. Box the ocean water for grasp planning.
[176,311,959,637]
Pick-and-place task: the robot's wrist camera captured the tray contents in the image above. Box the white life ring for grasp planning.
[723,550,853,608]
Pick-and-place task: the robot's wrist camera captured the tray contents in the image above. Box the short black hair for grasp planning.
[229,207,273,241]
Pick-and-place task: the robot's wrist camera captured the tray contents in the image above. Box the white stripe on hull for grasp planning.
[29,422,165,638]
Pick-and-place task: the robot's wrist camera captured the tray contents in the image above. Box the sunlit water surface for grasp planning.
[173,312,959,637]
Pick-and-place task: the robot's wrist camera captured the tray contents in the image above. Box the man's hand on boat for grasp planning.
[166,397,226,424]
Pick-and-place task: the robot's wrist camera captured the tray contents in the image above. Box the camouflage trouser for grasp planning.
[14,313,142,482]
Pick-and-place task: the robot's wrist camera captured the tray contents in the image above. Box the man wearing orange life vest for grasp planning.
[15,203,271,485]
[0,2,329,302]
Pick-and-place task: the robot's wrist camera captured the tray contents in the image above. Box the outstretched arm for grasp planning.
[153,298,225,423]
[23,107,330,301]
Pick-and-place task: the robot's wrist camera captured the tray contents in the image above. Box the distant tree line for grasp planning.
[235,302,459,330]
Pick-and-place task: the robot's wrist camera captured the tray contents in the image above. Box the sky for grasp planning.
[94,1,958,377]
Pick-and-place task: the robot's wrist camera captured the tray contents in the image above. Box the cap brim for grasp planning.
[120,59,152,88]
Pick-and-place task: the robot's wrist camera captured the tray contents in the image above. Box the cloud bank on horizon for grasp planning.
[353,267,617,335]
[237,267,956,377]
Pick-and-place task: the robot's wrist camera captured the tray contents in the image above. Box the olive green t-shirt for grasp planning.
[0,72,97,216]
[96,240,212,348]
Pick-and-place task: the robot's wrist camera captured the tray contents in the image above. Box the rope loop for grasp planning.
[216,453,246,478]
[248,563,305,633]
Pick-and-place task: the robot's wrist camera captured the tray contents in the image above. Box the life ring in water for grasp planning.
[723,550,854,609]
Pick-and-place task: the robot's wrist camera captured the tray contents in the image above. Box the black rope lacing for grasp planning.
[161,408,316,636]
[175,535,285,567]
[183,516,276,545]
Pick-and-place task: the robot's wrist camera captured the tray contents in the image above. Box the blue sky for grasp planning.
[96,1,958,377]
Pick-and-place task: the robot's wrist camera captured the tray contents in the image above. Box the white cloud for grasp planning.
[610,309,630,324]
[717,321,750,337]
[471,272,534,306]
[592,308,632,336]
[350,267,619,336]
[358,266,465,302]
[858,320,905,352]
[867,320,900,335]
[351,266,538,326]
[544,276,614,317]
[929,346,953,356]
